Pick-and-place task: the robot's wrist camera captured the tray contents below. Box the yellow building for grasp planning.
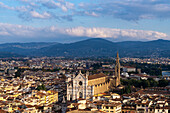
[24,90,58,106]
[88,73,110,95]
[36,90,58,105]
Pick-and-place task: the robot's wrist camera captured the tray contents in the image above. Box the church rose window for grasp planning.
[79,81,82,85]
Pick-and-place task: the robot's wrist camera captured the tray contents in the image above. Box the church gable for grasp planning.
[73,71,87,89]
[74,72,86,81]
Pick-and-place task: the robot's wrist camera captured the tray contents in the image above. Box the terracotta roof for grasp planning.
[97,69,114,72]
[155,106,170,109]
[103,103,122,107]
[88,73,107,80]
[124,66,135,68]
[134,74,148,77]
[0,110,7,113]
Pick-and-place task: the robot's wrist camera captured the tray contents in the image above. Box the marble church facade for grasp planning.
[67,52,121,101]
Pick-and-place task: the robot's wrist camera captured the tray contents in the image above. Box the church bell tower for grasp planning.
[115,52,120,87]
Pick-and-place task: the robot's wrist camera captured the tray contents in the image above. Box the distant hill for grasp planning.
[0,42,59,56]
[0,39,169,58]
[0,52,24,58]
[37,38,116,57]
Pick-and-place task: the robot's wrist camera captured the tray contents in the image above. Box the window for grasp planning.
[106,106,109,109]
[79,92,83,98]
[79,81,82,86]
[70,95,72,101]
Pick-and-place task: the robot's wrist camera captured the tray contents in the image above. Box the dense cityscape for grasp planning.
[0,53,168,113]
[0,0,170,113]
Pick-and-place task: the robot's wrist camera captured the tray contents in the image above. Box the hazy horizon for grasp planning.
[0,37,169,44]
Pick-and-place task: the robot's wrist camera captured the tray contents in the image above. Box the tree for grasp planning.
[141,80,150,89]
[148,78,158,87]
[121,78,159,89]
[122,85,131,94]
[158,80,169,87]
[36,84,46,91]
[14,68,25,78]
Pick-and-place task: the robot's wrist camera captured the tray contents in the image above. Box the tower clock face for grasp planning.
[79,81,82,86]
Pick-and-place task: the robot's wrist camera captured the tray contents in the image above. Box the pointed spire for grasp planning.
[117,51,119,58]
[79,70,82,74]
[86,71,89,78]
[62,96,66,103]
[73,72,76,78]
[116,51,119,63]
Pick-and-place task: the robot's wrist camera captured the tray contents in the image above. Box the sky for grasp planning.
[0,0,170,43]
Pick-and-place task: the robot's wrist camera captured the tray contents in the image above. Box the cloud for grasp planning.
[0,23,64,40]
[78,0,170,21]
[1,0,170,21]
[0,31,10,36]
[0,23,39,37]
[17,0,37,6]
[64,27,168,40]
[0,2,14,10]
[42,0,74,12]
[0,1,74,21]
[0,1,31,12]
[30,11,52,19]
[0,23,168,42]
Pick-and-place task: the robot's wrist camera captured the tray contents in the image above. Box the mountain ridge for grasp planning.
[0,38,169,58]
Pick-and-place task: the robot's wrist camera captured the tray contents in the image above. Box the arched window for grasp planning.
[70,95,72,101]
[79,92,83,98]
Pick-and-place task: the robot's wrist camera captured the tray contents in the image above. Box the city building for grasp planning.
[67,52,121,101]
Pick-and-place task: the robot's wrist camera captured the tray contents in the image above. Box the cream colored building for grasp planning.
[101,103,122,113]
